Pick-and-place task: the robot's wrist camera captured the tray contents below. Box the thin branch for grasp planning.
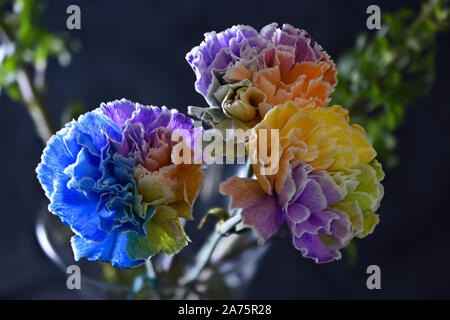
[0,19,56,142]
[180,213,243,287]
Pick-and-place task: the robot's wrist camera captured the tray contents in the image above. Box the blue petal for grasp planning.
[71,232,145,269]
[75,111,122,157]
[64,147,101,195]
[36,125,77,198]
[49,175,106,242]
[97,205,119,232]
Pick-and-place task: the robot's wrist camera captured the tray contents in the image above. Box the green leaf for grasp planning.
[332,0,449,167]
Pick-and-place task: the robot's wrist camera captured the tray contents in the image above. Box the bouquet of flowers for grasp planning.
[2,0,447,299]
[34,23,383,297]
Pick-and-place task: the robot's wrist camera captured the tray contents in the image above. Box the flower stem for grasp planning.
[178,161,252,297]
[128,259,159,300]
[145,259,157,279]
[0,19,56,142]
[16,69,56,141]
[181,213,243,286]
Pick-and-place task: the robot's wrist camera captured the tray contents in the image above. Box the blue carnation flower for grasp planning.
[36,99,204,268]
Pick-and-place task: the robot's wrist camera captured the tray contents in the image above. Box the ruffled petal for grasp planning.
[291,208,352,263]
[296,179,328,212]
[220,176,284,242]
[125,215,188,260]
[72,232,144,269]
[36,124,78,198]
[49,175,106,242]
[101,99,137,127]
[309,171,344,206]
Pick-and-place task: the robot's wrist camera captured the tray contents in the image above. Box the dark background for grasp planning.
[1,0,450,299]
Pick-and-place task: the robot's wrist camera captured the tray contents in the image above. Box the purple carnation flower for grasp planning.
[220,164,352,263]
[186,23,335,105]
[186,23,337,131]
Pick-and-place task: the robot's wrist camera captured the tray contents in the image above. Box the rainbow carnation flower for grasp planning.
[36,99,204,268]
[220,102,384,263]
[186,23,337,131]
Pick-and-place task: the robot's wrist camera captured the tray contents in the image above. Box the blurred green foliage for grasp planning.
[332,0,449,167]
[0,0,72,100]
[61,100,86,126]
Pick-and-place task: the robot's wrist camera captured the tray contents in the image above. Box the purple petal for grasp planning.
[168,111,194,131]
[186,25,262,96]
[327,209,353,246]
[293,233,341,263]
[277,164,311,209]
[292,210,337,238]
[290,208,352,263]
[130,104,160,128]
[296,179,327,212]
[241,194,285,243]
[286,203,310,224]
[101,99,136,127]
[309,171,344,206]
